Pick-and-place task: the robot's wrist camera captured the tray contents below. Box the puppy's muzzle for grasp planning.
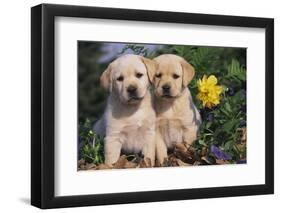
[127,85,137,95]
[162,84,171,95]
[127,85,142,102]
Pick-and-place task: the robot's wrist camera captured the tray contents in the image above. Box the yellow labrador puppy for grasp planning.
[94,54,156,166]
[151,54,201,165]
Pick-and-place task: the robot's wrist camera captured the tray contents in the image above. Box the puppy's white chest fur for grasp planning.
[157,117,187,148]
[156,89,201,149]
[119,117,154,153]
[105,92,156,153]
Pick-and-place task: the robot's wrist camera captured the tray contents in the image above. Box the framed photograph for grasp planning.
[31,3,274,209]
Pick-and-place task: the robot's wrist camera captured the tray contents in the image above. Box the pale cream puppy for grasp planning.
[152,54,201,165]
[94,54,156,166]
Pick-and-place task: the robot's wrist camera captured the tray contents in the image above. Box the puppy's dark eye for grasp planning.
[173,74,180,79]
[156,73,162,78]
[117,76,124,81]
[136,73,143,78]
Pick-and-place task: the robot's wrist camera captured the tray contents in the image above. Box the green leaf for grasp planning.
[227,59,246,82]
[222,119,237,133]
[224,140,233,151]
[205,122,212,129]
[198,139,207,146]
[225,102,232,113]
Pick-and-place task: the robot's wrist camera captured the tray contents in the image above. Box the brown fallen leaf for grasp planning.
[200,147,207,157]
[139,157,152,168]
[167,154,192,167]
[215,159,230,165]
[168,155,179,166]
[96,163,113,170]
[193,161,202,166]
[124,161,138,168]
[201,156,216,165]
[175,143,188,152]
[113,155,128,169]
[80,164,86,170]
[85,163,96,170]
[176,158,192,166]
[151,143,197,167]
[215,159,225,165]
[78,159,85,167]
[237,127,247,144]
[174,147,195,164]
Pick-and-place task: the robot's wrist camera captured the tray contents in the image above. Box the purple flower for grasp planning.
[239,120,246,127]
[210,145,232,160]
[206,113,214,122]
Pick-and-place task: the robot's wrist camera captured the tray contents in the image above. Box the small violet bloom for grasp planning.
[210,144,232,161]
[206,113,214,122]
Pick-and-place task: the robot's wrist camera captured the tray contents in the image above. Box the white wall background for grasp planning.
[0,0,279,212]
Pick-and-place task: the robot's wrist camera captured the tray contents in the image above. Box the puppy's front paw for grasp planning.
[155,157,169,167]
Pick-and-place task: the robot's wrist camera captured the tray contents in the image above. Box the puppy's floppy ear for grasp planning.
[139,56,156,83]
[181,58,195,87]
[100,64,112,91]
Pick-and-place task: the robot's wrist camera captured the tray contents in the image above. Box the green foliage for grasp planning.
[78,42,108,122]
[79,118,104,164]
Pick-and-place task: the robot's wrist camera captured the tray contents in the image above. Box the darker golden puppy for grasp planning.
[151,54,201,165]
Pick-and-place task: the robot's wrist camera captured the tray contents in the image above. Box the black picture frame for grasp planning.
[31,3,274,209]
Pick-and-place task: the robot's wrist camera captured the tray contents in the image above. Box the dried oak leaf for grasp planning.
[215,159,230,165]
[174,144,196,164]
[78,159,85,167]
[80,164,86,170]
[201,156,216,165]
[237,127,247,144]
[168,155,179,166]
[167,154,192,167]
[96,163,113,170]
[113,155,128,169]
[176,158,192,167]
[139,157,152,168]
[200,147,207,157]
[85,163,96,170]
[124,161,138,168]
[193,161,202,166]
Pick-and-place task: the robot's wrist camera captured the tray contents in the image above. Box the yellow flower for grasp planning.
[197,75,223,108]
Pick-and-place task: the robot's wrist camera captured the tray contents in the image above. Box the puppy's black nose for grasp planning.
[127,85,137,94]
[162,84,170,92]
